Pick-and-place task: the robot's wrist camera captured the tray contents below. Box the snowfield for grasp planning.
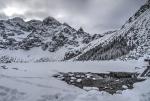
[0,61,150,101]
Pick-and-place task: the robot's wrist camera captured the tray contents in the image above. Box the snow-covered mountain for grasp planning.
[0,0,150,62]
[76,0,150,61]
[0,16,103,62]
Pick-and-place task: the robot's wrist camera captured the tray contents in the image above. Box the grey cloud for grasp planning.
[0,0,147,34]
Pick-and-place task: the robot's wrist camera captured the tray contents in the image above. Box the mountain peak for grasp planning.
[9,17,24,23]
[78,27,84,33]
[43,16,61,26]
[125,0,150,24]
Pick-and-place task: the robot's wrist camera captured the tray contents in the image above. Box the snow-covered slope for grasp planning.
[77,0,150,61]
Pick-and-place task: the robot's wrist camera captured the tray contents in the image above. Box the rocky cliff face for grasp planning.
[0,17,92,50]
[0,16,103,62]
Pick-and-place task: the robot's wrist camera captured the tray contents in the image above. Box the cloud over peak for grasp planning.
[0,0,146,34]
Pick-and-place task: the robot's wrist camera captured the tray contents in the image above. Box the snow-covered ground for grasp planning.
[0,60,150,101]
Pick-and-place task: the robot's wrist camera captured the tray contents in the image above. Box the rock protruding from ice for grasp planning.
[54,72,144,94]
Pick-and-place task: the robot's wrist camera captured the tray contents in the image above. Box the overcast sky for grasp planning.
[0,0,147,34]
